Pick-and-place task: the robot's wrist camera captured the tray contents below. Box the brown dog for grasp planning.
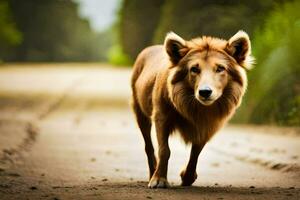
[131,31,254,188]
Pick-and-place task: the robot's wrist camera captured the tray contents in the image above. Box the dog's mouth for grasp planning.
[195,95,217,106]
[198,98,215,106]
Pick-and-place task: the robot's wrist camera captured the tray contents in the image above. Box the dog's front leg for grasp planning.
[180,143,205,186]
[148,115,171,188]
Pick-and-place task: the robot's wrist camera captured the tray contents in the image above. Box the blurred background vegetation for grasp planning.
[0,0,299,126]
[0,0,113,62]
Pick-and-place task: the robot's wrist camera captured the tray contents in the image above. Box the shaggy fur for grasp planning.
[131,31,254,188]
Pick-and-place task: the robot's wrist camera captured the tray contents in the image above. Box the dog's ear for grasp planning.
[226,30,254,69]
[164,32,189,65]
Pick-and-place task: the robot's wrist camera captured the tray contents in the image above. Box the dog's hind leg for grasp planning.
[180,143,205,186]
[148,114,171,188]
[132,102,156,180]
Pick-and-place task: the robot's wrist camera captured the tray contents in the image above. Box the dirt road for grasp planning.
[0,64,299,200]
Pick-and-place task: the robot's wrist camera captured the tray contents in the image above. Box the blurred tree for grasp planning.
[234,1,300,126]
[119,0,165,60]
[153,0,285,43]
[5,0,106,62]
[0,0,22,60]
[118,0,288,61]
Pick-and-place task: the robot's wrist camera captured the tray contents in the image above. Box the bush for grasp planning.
[108,44,132,66]
[234,1,300,126]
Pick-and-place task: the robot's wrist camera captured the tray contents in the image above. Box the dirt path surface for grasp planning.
[0,64,299,200]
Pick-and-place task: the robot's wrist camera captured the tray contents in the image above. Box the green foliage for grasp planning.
[0,1,21,45]
[234,1,300,126]
[108,44,132,66]
[107,2,132,66]
[0,0,22,59]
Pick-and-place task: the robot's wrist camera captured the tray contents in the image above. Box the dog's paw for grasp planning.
[180,169,197,186]
[148,177,170,189]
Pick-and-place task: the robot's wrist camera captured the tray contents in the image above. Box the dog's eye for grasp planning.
[190,66,200,74]
[216,65,225,73]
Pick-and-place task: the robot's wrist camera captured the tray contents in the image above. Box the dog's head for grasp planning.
[165,31,254,106]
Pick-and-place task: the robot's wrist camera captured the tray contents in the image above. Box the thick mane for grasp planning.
[169,78,244,143]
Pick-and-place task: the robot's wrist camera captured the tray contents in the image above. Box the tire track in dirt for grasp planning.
[37,77,85,120]
[0,121,38,167]
[0,76,86,169]
[209,146,300,176]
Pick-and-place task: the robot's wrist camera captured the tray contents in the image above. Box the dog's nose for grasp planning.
[199,88,212,99]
